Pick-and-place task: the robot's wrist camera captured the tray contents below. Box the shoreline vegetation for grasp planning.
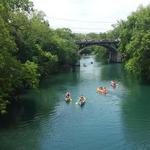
[0,0,150,114]
[0,0,79,114]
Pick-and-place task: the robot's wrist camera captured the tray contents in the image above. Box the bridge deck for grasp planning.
[76,40,119,45]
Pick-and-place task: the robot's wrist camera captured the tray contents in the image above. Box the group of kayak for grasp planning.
[65,80,117,106]
[96,80,117,94]
[65,92,86,106]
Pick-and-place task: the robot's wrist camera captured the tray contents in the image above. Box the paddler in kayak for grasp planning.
[111,80,116,88]
[96,87,103,93]
[96,87,108,94]
[77,96,86,106]
[65,91,72,102]
[79,96,85,102]
[65,91,71,98]
[102,87,108,94]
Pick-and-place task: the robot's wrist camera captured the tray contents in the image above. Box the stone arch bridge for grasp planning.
[75,40,121,63]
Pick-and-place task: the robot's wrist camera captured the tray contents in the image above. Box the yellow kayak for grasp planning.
[65,97,72,102]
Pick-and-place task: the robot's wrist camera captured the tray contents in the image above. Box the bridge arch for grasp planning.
[76,40,119,54]
[75,39,121,63]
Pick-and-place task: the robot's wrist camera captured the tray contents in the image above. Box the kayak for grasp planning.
[96,88,108,94]
[76,97,86,106]
[111,83,116,88]
[65,97,72,102]
[78,100,86,106]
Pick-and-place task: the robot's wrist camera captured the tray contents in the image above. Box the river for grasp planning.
[1,55,150,150]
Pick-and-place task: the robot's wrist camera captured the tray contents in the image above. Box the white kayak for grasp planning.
[76,97,86,106]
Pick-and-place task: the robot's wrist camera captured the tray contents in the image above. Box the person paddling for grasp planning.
[111,80,116,87]
[103,87,108,94]
[79,96,85,102]
[65,91,71,98]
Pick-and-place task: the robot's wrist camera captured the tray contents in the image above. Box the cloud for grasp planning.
[32,0,150,33]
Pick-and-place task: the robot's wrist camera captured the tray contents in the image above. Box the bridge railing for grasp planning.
[75,39,119,44]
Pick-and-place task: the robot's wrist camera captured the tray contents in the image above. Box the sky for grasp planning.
[32,0,150,33]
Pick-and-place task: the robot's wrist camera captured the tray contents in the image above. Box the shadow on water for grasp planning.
[40,67,80,89]
[100,63,124,81]
[120,76,150,149]
[0,67,80,128]
[0,67,81,150]
[0,89,58,128]
[0,89,57,150]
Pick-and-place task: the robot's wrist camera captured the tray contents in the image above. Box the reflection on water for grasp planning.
[100,64,123,81]
[0,55,150,150]
[121,82,150,149]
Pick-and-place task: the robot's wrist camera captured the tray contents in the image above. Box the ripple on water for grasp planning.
[1,56,150,150]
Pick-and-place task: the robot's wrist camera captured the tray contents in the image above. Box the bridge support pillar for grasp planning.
[108,51,122,63]
[75,60,80,66]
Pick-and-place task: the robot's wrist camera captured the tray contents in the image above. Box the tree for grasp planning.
[112,4,150,81]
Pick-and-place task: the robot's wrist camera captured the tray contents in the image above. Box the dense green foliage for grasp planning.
[0,0,78,114]
[111,5,150,80]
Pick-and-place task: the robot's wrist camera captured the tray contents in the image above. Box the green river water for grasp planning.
[1,55,150,150]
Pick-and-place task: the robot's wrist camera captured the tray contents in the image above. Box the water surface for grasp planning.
[1,56,150,150]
